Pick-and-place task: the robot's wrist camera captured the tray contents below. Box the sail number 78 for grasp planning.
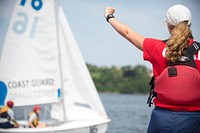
[12,0,43,38]
[20,0,43,10]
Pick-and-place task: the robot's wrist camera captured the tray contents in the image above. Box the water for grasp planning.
[100,93,153,133]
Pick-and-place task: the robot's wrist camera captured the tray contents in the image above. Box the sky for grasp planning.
[0,0,200,69]
[58,0,200,68]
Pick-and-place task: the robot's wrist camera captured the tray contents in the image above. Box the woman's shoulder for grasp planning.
[29,112,37,117]
[143,38,167,65]
[143,38,166,52]
[144,38,166,46]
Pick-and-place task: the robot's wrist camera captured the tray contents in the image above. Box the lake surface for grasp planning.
[99,93,153,133]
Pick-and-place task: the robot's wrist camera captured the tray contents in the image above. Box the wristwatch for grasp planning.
[106,14,115,22]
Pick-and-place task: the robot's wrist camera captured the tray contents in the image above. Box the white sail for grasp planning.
[0,0,61,106]
[0,0,110,132]
[50,7,108,122]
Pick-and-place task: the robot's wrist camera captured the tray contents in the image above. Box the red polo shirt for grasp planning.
[143,38,200,111]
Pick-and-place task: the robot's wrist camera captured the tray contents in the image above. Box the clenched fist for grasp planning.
[104,7,115,18]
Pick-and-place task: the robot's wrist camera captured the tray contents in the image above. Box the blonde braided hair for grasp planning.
[166,21,192,62]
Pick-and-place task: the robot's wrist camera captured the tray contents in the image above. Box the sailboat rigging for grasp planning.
[0,0,110,133]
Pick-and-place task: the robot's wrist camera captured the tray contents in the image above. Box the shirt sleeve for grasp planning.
[28,113,37,122]
[143,38,165,62]
[143,38,162,62]
[143,38,168,77]
[7,109,14,120]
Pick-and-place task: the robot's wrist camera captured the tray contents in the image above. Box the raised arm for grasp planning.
[104,7,145,51]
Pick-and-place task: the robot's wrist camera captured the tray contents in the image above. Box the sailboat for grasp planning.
[0,0,110,133]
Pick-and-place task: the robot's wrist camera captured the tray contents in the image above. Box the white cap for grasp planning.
[164,4,192,26]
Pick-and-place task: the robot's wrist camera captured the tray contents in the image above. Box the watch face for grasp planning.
[107,14,114,22]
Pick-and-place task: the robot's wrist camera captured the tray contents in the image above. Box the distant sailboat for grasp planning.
[0,0,110,133]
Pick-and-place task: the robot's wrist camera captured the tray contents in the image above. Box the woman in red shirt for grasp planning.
[105,4,200,133]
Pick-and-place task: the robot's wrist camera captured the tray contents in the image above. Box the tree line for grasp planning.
[87,64,152,94]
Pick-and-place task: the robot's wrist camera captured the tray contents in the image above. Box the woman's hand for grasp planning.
[104,7,115,18]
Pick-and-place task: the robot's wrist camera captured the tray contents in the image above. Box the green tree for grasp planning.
[87,64,151,94]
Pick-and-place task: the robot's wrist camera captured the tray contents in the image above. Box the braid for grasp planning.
[166,21,192,62]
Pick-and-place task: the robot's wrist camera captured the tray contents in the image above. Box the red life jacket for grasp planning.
[147,41,200,106]
[155,65,200,105]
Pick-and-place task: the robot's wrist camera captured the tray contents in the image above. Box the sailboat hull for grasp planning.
[0,120,110,133]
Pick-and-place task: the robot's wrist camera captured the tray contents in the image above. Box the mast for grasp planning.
[53,0,67,122]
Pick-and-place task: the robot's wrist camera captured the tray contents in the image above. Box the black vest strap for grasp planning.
[146,76,156,107]
[185,41,200,57]
[168,41,200,68]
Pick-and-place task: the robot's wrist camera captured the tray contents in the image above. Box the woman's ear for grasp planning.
[167,23,175,34]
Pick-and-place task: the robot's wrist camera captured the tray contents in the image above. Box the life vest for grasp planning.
[28,112,39,127]
[147,41,200,106]
[0,106,11,121]
[155,65,200,105]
